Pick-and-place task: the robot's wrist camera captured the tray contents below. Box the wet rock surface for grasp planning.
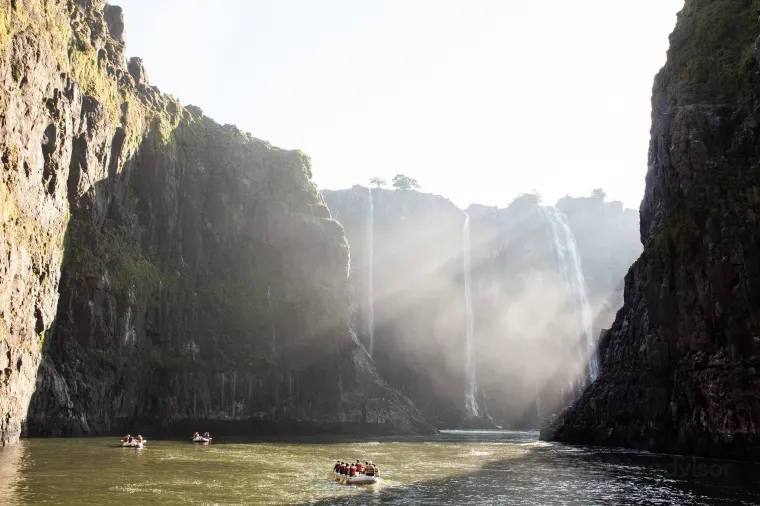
[544,0,760,459]
[0,0,428,442]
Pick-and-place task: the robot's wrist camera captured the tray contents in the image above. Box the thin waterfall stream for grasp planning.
[463,213,479,417]
[367,187,375,357]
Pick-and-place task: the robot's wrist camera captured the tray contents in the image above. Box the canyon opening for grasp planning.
[1,0,760,504]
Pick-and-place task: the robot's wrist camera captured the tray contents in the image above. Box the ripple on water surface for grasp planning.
[1,431,760,505]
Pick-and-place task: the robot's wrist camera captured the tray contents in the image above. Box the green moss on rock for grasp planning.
[659,0,760,104]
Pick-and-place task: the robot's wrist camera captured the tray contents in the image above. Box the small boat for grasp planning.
[192,435,212,443]
[332,471,379,485]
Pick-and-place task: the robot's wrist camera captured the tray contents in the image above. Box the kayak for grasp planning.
[332,471,379,485]
[121,439,147,447]
[192,436,212,443]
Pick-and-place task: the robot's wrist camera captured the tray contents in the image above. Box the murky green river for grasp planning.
[1,430,759,504]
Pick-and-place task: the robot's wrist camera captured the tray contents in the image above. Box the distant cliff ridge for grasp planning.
[0,0,429,444]
[323,187,641,429]
[544,0,760,459]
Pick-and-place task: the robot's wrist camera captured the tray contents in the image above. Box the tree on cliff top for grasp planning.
[369,177,386,188]
[392,174,420,191]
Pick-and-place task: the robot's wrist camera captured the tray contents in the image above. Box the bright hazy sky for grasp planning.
[115,0,683,210]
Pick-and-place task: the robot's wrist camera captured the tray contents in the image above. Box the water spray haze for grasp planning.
[323,188,640,429]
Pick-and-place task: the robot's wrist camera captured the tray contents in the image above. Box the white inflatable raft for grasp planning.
[332,471,379,485]
[192,435,212,443]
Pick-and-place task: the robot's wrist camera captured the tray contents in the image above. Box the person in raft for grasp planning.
[136,435,144,443]
[122,434,132,443]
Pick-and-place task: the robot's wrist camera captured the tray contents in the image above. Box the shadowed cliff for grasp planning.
[544,0,760,459]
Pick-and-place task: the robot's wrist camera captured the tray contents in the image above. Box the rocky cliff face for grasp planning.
[323,187,640,428]
[0,0,428,443]
[544,0,760,459]
[0,0,85,445]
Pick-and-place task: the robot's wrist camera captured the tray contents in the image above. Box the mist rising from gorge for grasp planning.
[323,187,641,428]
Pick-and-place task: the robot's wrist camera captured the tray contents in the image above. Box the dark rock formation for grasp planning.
[102,4,124,42]
[0,0,429,443]
[323,187,640,429]
[127,57,147,86]
[544,0,760,459]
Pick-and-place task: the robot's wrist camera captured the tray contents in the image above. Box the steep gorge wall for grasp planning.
[545,0,760,459]
[0,0,428,443]
[0,0,100,445]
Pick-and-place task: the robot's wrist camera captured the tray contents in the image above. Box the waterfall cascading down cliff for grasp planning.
[543,207,599,383]
[367,187,375,357]
[323,187,640,429]
[463,213,479,417]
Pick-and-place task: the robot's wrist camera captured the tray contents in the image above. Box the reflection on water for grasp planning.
[0,431,759,505]
[0,442,24,500]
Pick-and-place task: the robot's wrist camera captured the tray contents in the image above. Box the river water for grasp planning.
[1,430,759,505]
